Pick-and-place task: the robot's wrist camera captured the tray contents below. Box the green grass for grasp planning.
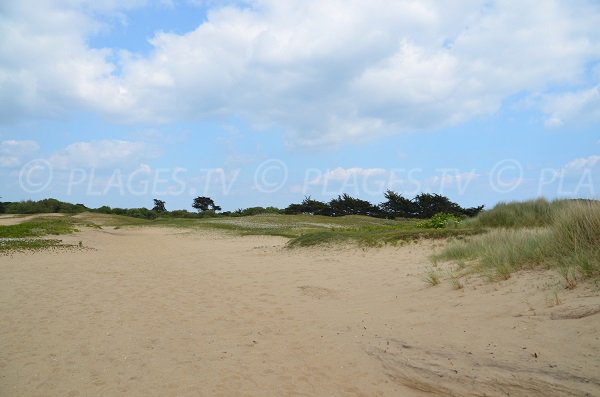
[0,217,80,253]
[467,198,566,228]
[0,238,69,253]
[435,199,600,285]
[0,218,77,238]
[288,225,480,248]
[78,212,479,247]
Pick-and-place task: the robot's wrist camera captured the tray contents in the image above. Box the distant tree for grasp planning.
[281,192,483,220]
[192,196,221,212]
[413,193,462,218]
[461,205,485,217]
[233,206,282,216]
[328,194,380,217]
[284,196,330,215]
[412,193,483,218]
[152,199,167,213]
[379,190,416,219]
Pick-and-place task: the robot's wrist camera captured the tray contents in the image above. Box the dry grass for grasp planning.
[435,199,600,286]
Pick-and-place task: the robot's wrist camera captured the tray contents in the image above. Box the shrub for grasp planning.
[417,212,461,229]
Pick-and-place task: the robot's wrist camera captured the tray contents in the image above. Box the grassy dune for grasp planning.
[435,199,600,285]
[150,214,479,246]
[0,217,79,253]
[0,218,77,238]
[3,201,598,287]
[1,212,478,252]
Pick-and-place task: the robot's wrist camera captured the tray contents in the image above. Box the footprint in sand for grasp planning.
[298,285,336,299]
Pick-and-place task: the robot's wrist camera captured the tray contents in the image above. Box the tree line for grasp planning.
[0,192,483,220]
[283,191,483,219]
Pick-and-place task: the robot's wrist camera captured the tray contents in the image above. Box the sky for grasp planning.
[1,0,599,212]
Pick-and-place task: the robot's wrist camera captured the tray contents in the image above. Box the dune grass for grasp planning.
[0,218,77,238]
[0,217,80,253]
[466,198,568,228]
[435,200,600,285]
[74,212,479,247]
[288,224,480,247]
[0,238,68,253]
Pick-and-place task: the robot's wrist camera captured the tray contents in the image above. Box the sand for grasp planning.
[1,226,599,396]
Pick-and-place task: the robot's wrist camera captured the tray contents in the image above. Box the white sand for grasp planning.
[1,227,599,396]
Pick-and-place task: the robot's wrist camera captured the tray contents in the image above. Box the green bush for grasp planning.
[4,199,88,214]
[417,212,461,229]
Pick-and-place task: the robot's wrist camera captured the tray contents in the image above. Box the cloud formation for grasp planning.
[48,140,159,170]
[0,140,40,167]
[1,0,599,145]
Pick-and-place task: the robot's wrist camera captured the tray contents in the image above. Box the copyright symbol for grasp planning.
[19,159,53,193]
[254,159,288,193]
[489,159,523,193]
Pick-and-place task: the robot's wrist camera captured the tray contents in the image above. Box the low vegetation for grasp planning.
[4,197,598,290]
[434,199,600,286]
[0,238,68,253]
[0,217,79,253]
[0,218,77,238]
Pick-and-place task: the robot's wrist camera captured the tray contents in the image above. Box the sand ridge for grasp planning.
[1,227,599,396]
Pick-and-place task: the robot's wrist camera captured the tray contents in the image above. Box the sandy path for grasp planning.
[1,227,599,396]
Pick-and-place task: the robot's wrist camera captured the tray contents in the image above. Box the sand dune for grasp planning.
[1,227,599,396]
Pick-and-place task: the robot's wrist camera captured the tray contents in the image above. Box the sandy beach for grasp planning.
[1,226,599,396]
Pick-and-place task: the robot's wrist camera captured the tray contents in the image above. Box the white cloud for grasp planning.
[563,155,600,172]
[541,86,600,127]
[309,167,386,185]
[48,140,159,169]
[1,1,599,145]
[0,140,39,167]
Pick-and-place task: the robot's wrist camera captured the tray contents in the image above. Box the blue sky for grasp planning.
[1,0,599,212]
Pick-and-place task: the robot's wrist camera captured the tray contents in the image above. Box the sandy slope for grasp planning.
[1,227,599,397]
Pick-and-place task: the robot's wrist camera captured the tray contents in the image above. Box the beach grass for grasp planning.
[0,218,77,238]
[435,199,600,285]
[0,217,82,253]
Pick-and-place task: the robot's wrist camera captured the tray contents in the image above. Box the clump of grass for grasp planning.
[434,228,551,279]
[449,276,464,290]
[435,199,600,286]
[546,289,562,307]
[422,268,441,286]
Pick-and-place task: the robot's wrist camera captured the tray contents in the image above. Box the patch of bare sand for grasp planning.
[0,228,598,396]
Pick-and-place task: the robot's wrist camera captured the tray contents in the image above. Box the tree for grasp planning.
[192,196,221,212]
[379,190,416,219]
[152,199,167,213]
[328,194,380,217]
[284,196,330,215]
[413,193,462,218]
